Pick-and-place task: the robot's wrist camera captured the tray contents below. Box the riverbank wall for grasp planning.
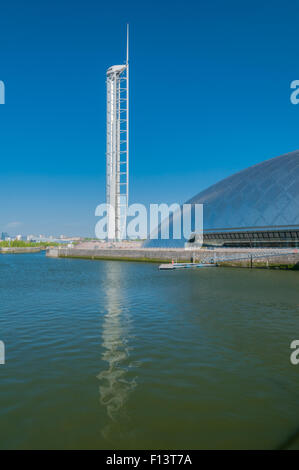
[47,247,192,263]
[46,247,299,269]
[0,247,43,254]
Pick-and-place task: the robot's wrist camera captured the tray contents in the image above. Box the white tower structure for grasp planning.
[106,25,129,240]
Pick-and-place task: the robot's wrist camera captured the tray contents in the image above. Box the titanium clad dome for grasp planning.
[144,150,299,247]
[190,150,299,230]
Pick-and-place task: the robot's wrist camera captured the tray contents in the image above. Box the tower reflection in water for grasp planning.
[97,262,137,441]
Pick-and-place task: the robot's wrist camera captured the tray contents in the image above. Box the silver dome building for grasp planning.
[145,150,299,248]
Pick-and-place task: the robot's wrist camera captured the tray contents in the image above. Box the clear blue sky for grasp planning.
[1,0,299,236]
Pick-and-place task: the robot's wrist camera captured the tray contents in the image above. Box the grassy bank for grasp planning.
[0,241,59,248]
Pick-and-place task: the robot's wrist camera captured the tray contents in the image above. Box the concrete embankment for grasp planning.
[0,247,43,254]
[47,247,192,263]
[46,247,299,269]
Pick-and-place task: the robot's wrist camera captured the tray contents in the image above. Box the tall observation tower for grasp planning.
[106,25,129,240]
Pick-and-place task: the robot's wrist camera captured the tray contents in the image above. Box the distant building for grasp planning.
[1,232,8,241]
[16,235,27,241]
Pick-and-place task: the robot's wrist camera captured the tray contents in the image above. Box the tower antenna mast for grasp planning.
[126,24,129,206]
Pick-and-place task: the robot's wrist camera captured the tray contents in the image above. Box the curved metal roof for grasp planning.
[189,150,299,231]
[107,65,126,75]
[144,150,299,247]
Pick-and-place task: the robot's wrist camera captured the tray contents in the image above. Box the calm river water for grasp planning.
[1,252,299,449]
